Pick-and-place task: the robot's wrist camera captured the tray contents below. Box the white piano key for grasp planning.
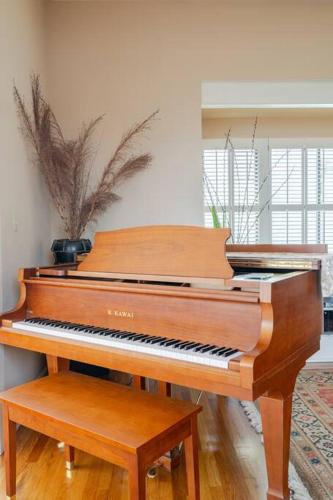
[11,319,242,370]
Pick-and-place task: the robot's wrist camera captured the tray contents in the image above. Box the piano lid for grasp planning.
[227,254,322,270]
[78,225,234,280]
[226,244,327,271]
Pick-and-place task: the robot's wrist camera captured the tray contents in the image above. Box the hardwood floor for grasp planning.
[0,386,267,499]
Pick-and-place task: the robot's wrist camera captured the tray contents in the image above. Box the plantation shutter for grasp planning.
[270,147,333,250]
[203,148,259,243]
[271,148,303,244]
[232,149,259,244]
[306,148,333,250]
[203,149,229,227]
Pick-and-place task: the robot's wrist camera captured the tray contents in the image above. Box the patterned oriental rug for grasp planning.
[241,369,333,500]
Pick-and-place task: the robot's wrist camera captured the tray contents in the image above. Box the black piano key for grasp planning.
[210,347,227,355]
[130,334,149,341]
[138,336,153,343]
[149,337,167,344]
[97,331,110,336]
[174,341,192,349]
[199,345,217,353]
[111,332,126,338]
[163,339,180,347]
[121,333,139,340]
[132,335,149,342]
[194,344,209,352]
[184,342,200,350]
[168,340,185,348]
[216,348,233,357]
[105,330,123,336]
[103,331,121,337]
[160,339,176,346]
[95,330,111,336]
[159,338,176,346]
[140,336,158,343]
[217,348,233,356]
[222,349,238,357]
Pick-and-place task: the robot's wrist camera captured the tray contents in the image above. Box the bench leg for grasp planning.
[128,458,146,500]
[184,417,200,500]
[3,405,16,499]
[65,444,75,470]
[46,355,75,470]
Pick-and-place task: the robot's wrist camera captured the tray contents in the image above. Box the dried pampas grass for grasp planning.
[14,74,157,238]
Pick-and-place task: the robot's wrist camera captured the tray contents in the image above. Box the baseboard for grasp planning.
[308,334,333,363]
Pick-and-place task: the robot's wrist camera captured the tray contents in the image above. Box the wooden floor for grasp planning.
[0,386,267,500]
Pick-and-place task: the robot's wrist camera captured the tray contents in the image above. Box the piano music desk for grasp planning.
[0,372,202,500]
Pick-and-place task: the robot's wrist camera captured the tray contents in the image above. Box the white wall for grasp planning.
[0,0,51,434]
[45,0,333,241]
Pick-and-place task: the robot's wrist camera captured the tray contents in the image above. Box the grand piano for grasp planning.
[0,226,323,500]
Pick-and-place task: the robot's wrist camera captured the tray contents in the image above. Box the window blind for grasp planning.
[203,148,259,243]
[271,147,333,250]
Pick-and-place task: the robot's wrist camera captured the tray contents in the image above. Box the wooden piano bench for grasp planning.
[0,371,202,500]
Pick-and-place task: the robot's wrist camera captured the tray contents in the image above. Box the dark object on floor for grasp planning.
[70,360,109,379]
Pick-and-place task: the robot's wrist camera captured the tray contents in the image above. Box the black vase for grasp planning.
[51,238,92,264]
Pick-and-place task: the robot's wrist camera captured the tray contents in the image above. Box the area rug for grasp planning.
[241,369,333,500]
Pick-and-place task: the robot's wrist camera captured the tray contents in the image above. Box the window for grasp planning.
[203,143,333,250]
[271,148,304,244]
[203,148,259,243]
[271,147,333,249]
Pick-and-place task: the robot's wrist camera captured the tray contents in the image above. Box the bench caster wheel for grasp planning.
[147,467,158,479]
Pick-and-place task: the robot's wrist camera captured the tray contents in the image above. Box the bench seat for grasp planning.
[0,371,201,499]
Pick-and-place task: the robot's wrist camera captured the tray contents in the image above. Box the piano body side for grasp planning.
[0,268,35,321]
[240,270,322,398]
[0,266,322,402]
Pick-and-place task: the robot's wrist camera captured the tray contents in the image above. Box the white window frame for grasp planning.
[203,138,333,246]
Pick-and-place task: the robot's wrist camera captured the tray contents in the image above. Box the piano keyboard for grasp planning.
[11,318,241,370]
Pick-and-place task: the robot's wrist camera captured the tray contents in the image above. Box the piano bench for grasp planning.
[0,372,202,500]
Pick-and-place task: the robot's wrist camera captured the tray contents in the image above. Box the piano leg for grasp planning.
[46,355,75,469]
[260,388,294,500]
[46,355,70,373]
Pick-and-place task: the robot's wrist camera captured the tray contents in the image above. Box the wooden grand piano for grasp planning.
[0,226,323,500]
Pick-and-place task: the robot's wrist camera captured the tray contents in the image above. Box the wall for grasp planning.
[45,0,333,240]
[0,0,51,415]
[203,116,333,139]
